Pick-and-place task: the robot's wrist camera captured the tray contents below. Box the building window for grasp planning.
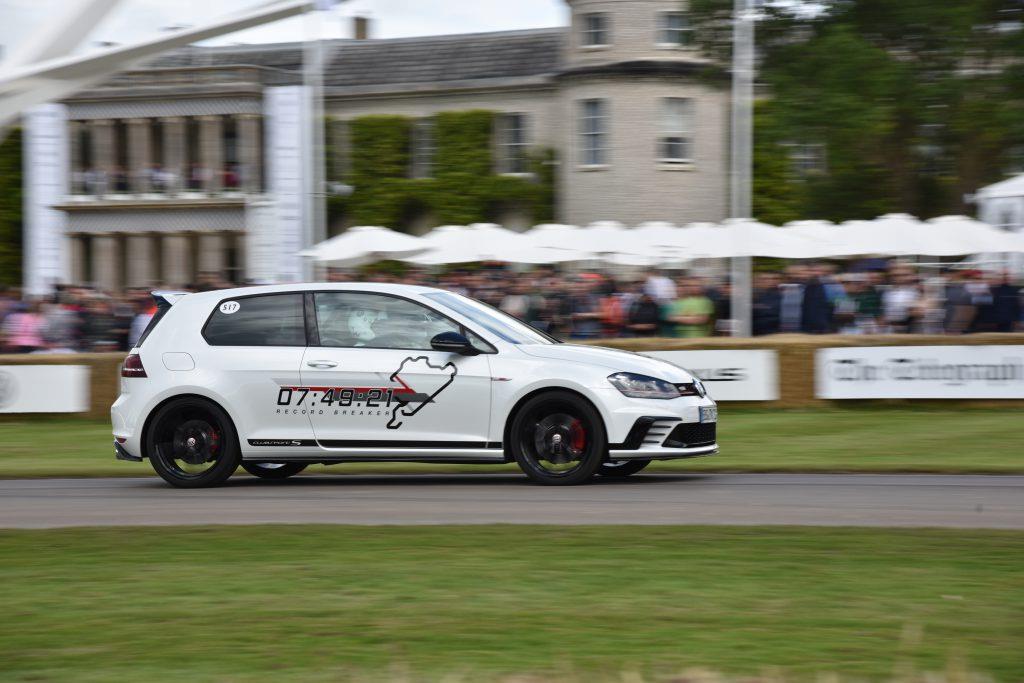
[579,99,608,166]
[658,12,693,47]
[784,142,827,176]
[496,113,529,174]
[658,98,694,164]
[410,118,435,179]
[581,13,610,47]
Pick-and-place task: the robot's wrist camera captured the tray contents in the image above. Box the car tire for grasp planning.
[510,391,606,485]
[241,462,308,479]
[146,397,241,488]
[597,459,651,477]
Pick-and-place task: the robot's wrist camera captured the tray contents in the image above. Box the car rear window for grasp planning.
[135,299,171,348]
[202,294,306,347]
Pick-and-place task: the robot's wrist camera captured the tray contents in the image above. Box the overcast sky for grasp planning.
[0,0,568,61]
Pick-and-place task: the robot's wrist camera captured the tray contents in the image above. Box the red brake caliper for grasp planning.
[569,419,586,452]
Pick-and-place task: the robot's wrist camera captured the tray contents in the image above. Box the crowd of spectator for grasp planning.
[0,274,232,354]
[73,163,244,195]
[362,260,1023,339]
[2,261,1021,353]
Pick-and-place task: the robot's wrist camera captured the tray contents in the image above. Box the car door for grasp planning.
[299,291,493,448]
[200,292,316,451]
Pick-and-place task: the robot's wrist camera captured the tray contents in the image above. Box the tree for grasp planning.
[0,128,23,286]
[690,0,1024,221]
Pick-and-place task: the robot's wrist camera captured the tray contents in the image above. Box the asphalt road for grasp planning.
[1,473,1022,529]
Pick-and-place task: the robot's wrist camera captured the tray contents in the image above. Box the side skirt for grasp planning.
[243,442,508,464]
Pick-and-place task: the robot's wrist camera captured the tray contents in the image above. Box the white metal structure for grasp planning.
[111,284,718,487]
[729,0,756,336]
[0,0,315,135]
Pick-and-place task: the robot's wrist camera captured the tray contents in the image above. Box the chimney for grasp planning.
[353,16,371,40]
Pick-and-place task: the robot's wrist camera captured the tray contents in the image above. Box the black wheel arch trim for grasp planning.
[502,387,610,461]
[142,393,239,460]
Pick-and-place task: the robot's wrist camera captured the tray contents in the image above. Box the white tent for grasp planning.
[402,223,524,265]
[826,214,928,257]
[574,222,654,265]
[923,215,1024,256]
[299,226,427,267]
[510,224,605,264]
[302,213,1024,270]
[724,218,830,258]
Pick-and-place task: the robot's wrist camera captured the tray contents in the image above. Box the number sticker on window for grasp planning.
[219,301,241,315]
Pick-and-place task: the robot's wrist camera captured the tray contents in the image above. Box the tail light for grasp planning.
[122,353,147,378]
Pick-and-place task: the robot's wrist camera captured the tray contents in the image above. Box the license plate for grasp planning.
[699,405,718,423]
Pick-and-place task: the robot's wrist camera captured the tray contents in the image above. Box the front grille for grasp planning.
[663,422,716,448]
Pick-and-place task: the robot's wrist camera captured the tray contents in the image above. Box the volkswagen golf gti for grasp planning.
[112,283,718,487]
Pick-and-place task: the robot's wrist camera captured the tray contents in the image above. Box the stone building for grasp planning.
[47,0,729,290]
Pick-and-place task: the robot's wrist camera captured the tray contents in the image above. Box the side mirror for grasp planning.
[430,331,479,356]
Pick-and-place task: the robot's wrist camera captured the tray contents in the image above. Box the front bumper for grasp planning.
[607,416,718,461]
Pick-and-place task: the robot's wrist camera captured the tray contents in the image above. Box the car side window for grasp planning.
[314,292,462,350]
[203,294,306,347]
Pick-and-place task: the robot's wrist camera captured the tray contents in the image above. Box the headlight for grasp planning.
[607,372,681,399]
[678,379,707,398]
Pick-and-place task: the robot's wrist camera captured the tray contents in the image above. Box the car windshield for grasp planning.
[424,291,557,345]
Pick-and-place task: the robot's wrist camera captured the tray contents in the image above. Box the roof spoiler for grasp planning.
[151,290,190,307]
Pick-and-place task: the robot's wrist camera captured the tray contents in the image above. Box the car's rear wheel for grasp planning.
[241,462,308,479]
[510,391,606,485]
[597,459,651,477]
[146,397,240,488]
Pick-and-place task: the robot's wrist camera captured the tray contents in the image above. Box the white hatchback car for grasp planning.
[112,283,718,487]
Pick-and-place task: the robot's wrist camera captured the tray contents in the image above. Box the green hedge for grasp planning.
[332,110,555,231]
[0,129,22,287]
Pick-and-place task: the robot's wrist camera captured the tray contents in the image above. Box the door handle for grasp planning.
[306,360,338,368]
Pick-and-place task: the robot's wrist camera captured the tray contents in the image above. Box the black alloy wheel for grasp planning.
[241,462,308,479]
[596,459,651,477]
[146,398,241,488]
[511,391,606,485]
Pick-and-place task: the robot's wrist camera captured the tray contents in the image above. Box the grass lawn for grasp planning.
[1,407,1022,478]
[1,526,1021,682]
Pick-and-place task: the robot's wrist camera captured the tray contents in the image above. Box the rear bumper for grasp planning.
[113,440,143,462]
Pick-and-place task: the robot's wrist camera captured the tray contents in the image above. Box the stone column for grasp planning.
[88,119,115,195]
[161,116,185,194]
[199,115,224,193]
[92,234,120,292]
[237,114,262,193]
[197,233,227,278]
[162,233,191,288]
[68,121,82,194]
[127,118,152,194]
[125,234,155,288]
[68,235,86,284]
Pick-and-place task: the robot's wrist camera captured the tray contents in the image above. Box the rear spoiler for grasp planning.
[151,290,190,308]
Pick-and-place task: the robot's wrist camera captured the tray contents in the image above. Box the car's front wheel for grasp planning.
[510,391,606,485]
[146,397,241,488]
[597,459,651,477]
[241,462,308,479]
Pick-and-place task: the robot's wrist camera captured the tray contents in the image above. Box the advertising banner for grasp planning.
[0,366,90,413]
[816,345,1024,399]
[642,350,779,401]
